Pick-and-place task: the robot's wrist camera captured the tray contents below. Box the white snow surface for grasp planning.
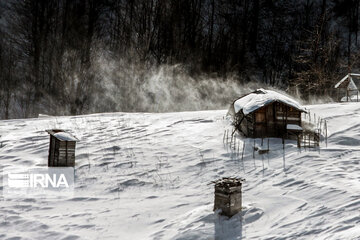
[234,89,306,115]
[0,103,359,239]
[53,132,78,141]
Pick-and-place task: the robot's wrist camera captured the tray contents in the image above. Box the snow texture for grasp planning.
[0,103,359,239]
[233,89,306,115]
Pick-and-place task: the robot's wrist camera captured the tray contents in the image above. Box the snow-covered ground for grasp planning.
[0,103,359,240]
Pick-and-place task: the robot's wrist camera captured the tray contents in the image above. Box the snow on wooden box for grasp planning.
[46,129,78,167]
[213,177,245,217]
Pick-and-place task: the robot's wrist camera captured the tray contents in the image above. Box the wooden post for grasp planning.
[325,120,328,147]
[314,132,316,148]
[253,139,255,159]
[318,129,321,154]
[261,152,265,175]
[319,118,322,135]
[226,130,229,144]
[234,136,237,150]
[283,138,285,169]
[232,136,235,151]
[297,135,300,148]
[241,142,245,163]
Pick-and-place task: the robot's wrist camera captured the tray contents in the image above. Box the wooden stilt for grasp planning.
[325,120,328,147]
[253,139,255,159]
[241,142,245,162]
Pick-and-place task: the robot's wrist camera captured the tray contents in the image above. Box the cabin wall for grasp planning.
[253,107,266,137]
[275,102,301,126]
[238,102,302,138]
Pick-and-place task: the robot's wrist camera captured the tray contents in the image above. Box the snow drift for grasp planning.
[0,102,359,239]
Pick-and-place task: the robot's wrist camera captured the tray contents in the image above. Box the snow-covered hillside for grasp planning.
[0,103,359,240]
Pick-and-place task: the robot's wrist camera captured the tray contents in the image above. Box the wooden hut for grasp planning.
[228,89,306,139]
[334,73,360,102]
[214,177,245,217]
[46,129,78,167]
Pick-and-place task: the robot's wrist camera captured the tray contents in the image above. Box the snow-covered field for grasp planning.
[0,103,359,240]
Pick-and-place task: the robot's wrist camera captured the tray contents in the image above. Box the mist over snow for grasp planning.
[38,50,302,116]
[30,50,278,117]
[89,53,264,113]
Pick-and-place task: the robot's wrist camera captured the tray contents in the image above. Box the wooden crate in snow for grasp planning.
[214,177,245,217]
[46,129,78,167]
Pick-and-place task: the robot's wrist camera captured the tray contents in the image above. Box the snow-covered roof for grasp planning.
[54,132,78,141]
[46,129,78,141]
[335,74,359,90]
[233,89,306,115]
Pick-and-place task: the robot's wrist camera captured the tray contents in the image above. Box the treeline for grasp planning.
[0,0,360,119]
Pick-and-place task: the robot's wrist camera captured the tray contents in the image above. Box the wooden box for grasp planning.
[46,129,78,167]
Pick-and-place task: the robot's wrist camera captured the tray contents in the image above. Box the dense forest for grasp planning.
[0,0,360,119]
